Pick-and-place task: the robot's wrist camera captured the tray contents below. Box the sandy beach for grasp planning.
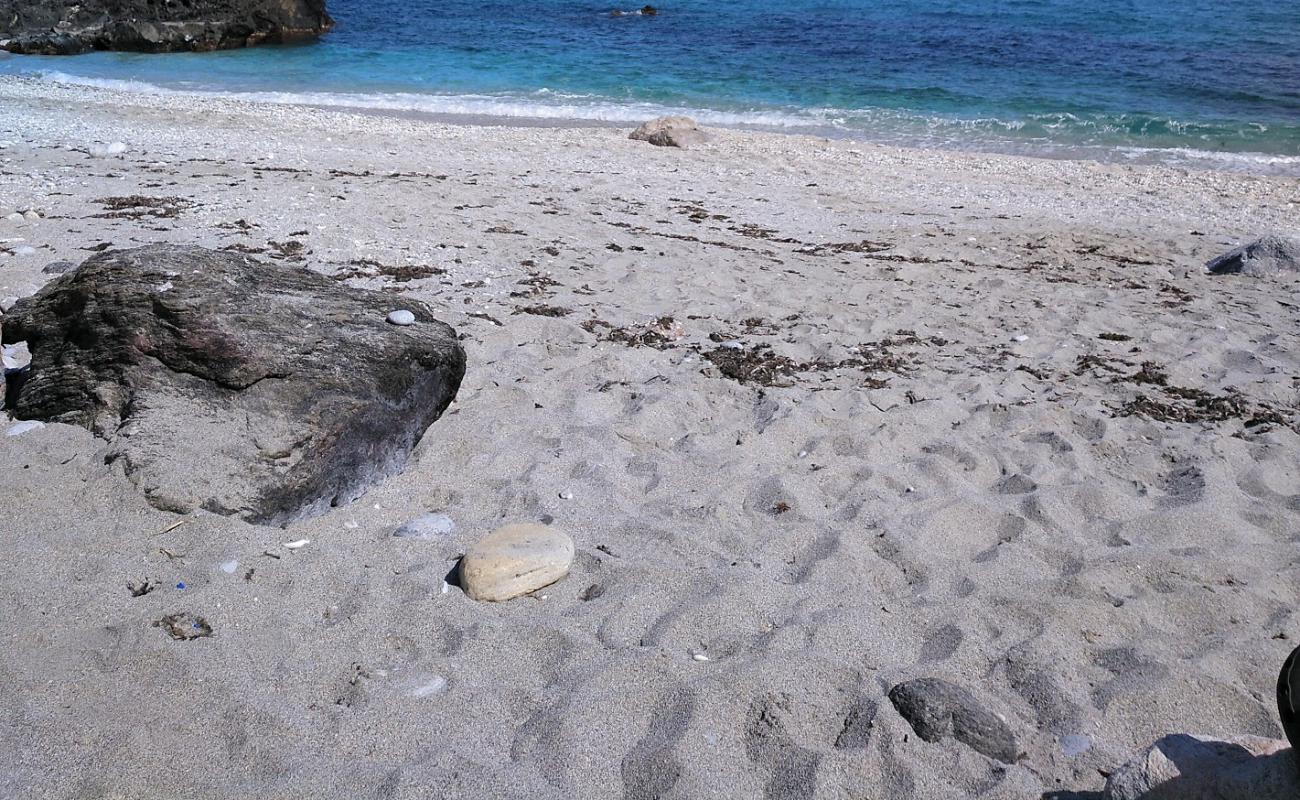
[1,75,1298,799]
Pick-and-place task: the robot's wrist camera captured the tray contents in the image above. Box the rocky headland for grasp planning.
[0,0,333,55]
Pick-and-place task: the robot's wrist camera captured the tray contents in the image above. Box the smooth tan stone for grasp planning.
[460,523,575,602]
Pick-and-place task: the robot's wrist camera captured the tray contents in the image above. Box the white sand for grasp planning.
[1,75,1298,799]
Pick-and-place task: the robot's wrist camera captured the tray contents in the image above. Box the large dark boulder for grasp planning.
[1,245,465,526]
[0,0,333,55]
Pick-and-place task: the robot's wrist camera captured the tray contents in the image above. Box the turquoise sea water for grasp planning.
[2,0,1298,171]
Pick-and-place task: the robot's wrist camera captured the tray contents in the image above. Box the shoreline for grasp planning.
[3,68,1300,177]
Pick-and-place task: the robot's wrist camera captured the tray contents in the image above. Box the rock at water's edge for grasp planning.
[1,245,465,525]
[0,0,334,55]
[630,116,708,149]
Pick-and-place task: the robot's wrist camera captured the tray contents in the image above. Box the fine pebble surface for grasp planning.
[0,76,1298,800]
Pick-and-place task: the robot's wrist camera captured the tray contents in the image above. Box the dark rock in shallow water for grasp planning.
[1205,235,1300,277]
[1,245,465,525]
[888,677,1019,764]
[0,0,333,55]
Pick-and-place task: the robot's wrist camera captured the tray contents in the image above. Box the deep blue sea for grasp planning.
[3,0,1299,171]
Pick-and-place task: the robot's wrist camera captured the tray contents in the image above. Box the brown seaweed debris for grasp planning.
[1075,353,1130,375]
[267,239,307,261]
[332,259,446,282]
[795,239,893,256]
[510,273,562,298]
[1127,361,1169,386]
[1118,385,1289,428]
[515,304,573,317]
[93,195,194,220]
[703,345,801,387]
[155,613,213,641]
[583,317,683,349]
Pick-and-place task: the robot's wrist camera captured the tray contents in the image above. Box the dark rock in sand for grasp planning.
[630,116,708,149]
[1,244,465,525]
[1281,645,1299,750]
[1205,235,1300,277]
[0,0,333,55]
[888,677,1019,764]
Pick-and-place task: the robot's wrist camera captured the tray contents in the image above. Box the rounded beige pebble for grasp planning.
[460,523,575,602]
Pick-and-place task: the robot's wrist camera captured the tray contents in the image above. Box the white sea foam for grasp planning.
[26,70,1300,176]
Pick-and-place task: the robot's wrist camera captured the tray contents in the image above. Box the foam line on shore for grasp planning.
[19,69,1300,175]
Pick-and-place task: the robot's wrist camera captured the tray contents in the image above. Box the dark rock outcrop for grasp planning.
[887,678,1019,764]
[1205,234,1300,277]
[1,245,465,526]
[0,0,333,55]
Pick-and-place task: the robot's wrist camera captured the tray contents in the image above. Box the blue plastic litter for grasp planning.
[176,581,186,590]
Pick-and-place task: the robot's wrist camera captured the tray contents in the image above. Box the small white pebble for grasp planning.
[387,309,415,326]
[721,340,744,350]
[283,539,310,549]
[692,652,710,662]
[219,559,239,574]
[156,281,173,293]
[558,490,574,500]
[1012,334,1029,343]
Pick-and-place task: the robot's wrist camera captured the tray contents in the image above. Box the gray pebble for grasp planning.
[387,309,416,326]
